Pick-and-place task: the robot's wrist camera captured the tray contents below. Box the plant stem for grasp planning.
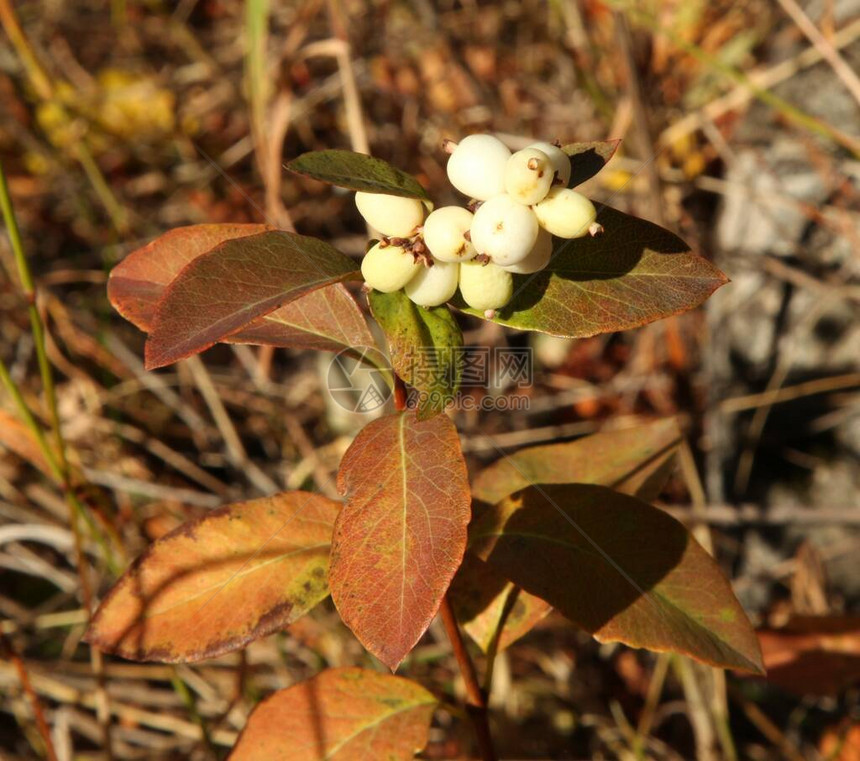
[439,596,497,761]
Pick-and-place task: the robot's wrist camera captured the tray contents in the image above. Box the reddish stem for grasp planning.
[439,596,497,761]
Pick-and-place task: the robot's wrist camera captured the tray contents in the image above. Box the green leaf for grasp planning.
[230,668,436,760]
[562,140,621,187]
[85,492,339,662]
[469,483,765,674]
[286,150,430,200]
[368,289,463,420]
[452,206,728,338]
[331,411,471,670]
[144,231,358,370]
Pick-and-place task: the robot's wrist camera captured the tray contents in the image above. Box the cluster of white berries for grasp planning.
[359,134,600,318]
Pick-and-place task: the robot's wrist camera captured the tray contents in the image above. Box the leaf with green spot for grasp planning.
[85,491,339,662]
[562,139,621,187]
[469,483,764,673]
[368,289,463,420]
[451,206,728,338]
[286,150,430,200]
[230,668,436,760]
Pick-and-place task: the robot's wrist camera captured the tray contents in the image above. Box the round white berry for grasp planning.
[360,243,420,292]
[527,141,572,186]
[404,258,459,307]
[470,194,539,266]
[422,206,477,262]
[503,147,554,205]
[501,228,552,274]
[533,188,596,238]
[355,192,425,238]
[446,134,511,201]
[458,259,513,312]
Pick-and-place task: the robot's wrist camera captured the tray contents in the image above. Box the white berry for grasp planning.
[470,194,539,266]
[527,141,572,186]
[355,192,425,238]
[504,147,554,206]
[533,188,597,238]
[422,206,477,262]
[361,243,419,292]
[446,134,510,201]
[404,258,459,307]
[459,259,513,312]
[501,228,552,274]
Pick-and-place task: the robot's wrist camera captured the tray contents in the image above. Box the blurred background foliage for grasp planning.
[0,0,859,758]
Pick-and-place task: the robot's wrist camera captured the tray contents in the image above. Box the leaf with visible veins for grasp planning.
[108,223,378,362]
[144,230,359,369]
[85,491,339,662]
[454,420,682,652]
[469,484,764,673]
[368,289,463,420]
[230,668,436,760]
[286,150,430,200]
[331,411,471,670]
[452,207,728,338]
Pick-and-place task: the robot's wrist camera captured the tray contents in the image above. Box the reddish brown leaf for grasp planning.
[85,491,339,662]
[108,224,273,332]
[109,224,376,359]
[230,668,436,761]
[453,207,728,338]
[331,411,471,670]
[144,231,359,369]
[472,418,682,506]
[228,284,380,359]
[469,484,764,673]
[455,420,680,653]
[757,615,860,695]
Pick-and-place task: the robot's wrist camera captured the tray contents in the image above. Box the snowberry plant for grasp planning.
[87,136,762,760]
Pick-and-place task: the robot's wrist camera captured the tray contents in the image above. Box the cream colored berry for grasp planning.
[470,194,539,266]
[502,228,552,274]
[360,243,419,292]
[404,259,459,307]
[533,188,597,238]
[504,147,554,205]
[355,192,425,238]
[459,259,513,313]
[446,134,511,201]
[527,141,572,186]
[422,206,477,262]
